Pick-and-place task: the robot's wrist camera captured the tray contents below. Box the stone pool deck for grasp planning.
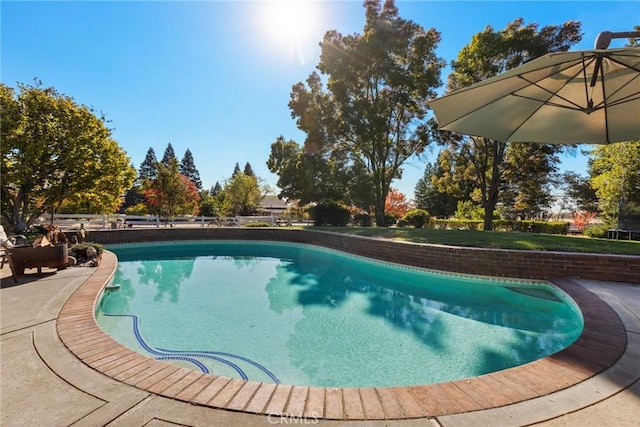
[1,252,639,426]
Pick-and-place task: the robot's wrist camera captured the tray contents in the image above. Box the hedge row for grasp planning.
[433,219,569,234]
[309,203,570,234]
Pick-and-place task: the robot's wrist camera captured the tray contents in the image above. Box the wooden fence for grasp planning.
[36,214,280,230]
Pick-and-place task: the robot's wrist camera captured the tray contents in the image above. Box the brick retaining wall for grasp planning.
[84,228,639,284]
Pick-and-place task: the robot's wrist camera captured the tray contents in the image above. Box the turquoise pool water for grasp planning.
[96,241,583,388]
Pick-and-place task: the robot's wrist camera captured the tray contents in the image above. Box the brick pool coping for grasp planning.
[57,234,628,420]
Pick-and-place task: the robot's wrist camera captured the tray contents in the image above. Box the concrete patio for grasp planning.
[1,257,638,426]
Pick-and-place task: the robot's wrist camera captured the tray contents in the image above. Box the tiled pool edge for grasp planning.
[57,249,627,421]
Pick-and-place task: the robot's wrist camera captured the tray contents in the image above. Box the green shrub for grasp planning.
[244,221,271,227]
[434,219,569,233]
[492,220,566,234]
[383,214,397,227]
[583,224,608,238]
[540,221,569,234]
[396,219,409,228]
[434,219,483,230]
[309,202,351,226]
[352,213,372,227]
[402,209,430,228]
[433,219,449,230]
[454,201,485,220]
[198,198,220,217]
[70,242,104,258]
[125,203,147,216]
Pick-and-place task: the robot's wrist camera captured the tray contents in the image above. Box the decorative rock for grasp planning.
[86,246,97,260]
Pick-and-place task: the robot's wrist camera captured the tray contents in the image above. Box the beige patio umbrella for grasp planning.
[429,32,640,144]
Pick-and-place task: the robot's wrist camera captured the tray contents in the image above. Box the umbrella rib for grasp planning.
[516,75,586,111]
[511,93,583,111]
[514,56,598,112]
[584,55,640,110]
[438,57,597,130]
[599,56,611,143]
[504,110,540,143]
[429,55,591,101]
[589,53,640,108]
[582,53,595,108]
[515,53,640,113]
[514,88,640,112]
[605,53,640,73]
[503,78,555,142]
[589,76,640,110]
[589,54,603,88]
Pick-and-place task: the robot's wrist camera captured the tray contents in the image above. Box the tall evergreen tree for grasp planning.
[139,147,158,181]
[210,181,223,196]
[121,162,145,212]
[162,142,177,166]
[414,161,458,218]
[501,142,560,220]
[179,149,202,190]
[243,162,255,177]
[232,162,241,177]
[561,172,598,213]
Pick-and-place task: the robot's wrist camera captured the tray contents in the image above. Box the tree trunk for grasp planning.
[483,140,506,231]
[483,199,496,230]
[11,191,28,231]
[483,182,500,230]
[374,175,389,227]
[375,199,387,227]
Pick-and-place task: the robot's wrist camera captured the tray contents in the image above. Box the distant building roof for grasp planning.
[258,195,289,215]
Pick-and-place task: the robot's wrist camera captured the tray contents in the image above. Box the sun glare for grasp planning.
[259,0,322,63]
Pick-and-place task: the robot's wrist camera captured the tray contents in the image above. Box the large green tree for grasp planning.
[143,159,200,219]
[222,172,262,216]
[500,142,560,220]
[267,136,353,206]
[288,0,444,225]
[434,19,582,230]
[589,141,640,226]
[0,82,135,230]
[561,171,598,213]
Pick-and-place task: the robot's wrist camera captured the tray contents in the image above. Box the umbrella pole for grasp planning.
[594,31,640,49]
[615,172,625,239]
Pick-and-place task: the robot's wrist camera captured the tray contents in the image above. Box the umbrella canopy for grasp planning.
[429,46,640,144]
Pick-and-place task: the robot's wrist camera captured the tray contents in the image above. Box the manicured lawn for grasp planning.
[309,226,640,256]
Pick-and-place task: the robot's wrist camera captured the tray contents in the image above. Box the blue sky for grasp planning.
[2,0,638,200]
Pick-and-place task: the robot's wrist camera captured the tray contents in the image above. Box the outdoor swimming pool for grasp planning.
[96,241,583,388]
